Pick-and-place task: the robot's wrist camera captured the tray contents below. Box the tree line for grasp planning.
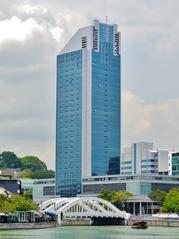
[0,151,55,179]
[98,187,179,213]
[0,194,38,213]
[148,187,179,213]
[98,189,132,211]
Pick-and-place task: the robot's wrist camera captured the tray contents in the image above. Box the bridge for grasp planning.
[40,197,130,224]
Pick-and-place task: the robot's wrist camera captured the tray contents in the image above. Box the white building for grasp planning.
[121,142,170,175]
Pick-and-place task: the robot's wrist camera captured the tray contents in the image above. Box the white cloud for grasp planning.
[50,26,64,42]
[0,95,16,113]
[122,90,179,150]
[17,4,48,15]
[0,16,43,43]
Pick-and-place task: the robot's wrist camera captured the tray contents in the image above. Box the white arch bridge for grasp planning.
[40,197,130,224]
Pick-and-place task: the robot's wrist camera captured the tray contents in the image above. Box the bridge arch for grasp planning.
[40,197,130,223]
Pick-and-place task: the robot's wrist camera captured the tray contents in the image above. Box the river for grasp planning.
[0,226,179,239]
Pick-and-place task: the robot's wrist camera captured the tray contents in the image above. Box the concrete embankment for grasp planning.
[128,219,179,227]
[0,222,58,230]
[60,217,125,226]
[61,218,91,226]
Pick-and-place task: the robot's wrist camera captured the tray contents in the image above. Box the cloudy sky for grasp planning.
[0,0,179,169]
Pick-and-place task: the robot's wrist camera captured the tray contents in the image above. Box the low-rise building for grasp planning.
[171,152,179,175]
[82,174,179,215]
[82,174,179,196]
[121,142,170,175]
[0,174,21,194]
[21,178,57,203]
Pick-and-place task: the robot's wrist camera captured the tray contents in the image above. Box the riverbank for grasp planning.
[1,219,178,229]
[0,221,58,230]
[128,219,179,227]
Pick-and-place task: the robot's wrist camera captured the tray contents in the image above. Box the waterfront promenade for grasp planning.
[0,221,57,230]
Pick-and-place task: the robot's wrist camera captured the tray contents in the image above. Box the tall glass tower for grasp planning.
[56,19,121,196]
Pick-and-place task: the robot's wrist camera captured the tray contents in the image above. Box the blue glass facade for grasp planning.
[56,21,121,196]
[56,50,82,196]
[92,23,120,176]
[172,153,179,175]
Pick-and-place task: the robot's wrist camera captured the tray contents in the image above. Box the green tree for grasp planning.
[148,189,167,205]
[31,169,55,179]
[0,155,4,168]
[20,169,33,179]
[0,151,53,180]
[111,191,132,210]
[0,194,38,213]
[98,189,113,202]
[98,190,132,210]
[11,195,38,211]
[162,188,179,213]
[0,195,6,208]
[0,151,22,168]
[20,156,47,171]
[23,190,33,200]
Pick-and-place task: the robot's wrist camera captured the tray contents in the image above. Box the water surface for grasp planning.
[0,226,179,239]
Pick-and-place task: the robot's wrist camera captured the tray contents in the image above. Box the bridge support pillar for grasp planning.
[133,202,136,215]
[139,202,142,216]
[57,212,63,225]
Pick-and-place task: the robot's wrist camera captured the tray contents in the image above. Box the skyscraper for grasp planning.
[56,19,121,196]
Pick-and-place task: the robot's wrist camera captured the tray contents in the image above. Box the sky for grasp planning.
[0,0,179,169]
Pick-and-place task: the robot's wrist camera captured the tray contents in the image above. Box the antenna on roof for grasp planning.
[105,16,108,42]
[106,16,108,25]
